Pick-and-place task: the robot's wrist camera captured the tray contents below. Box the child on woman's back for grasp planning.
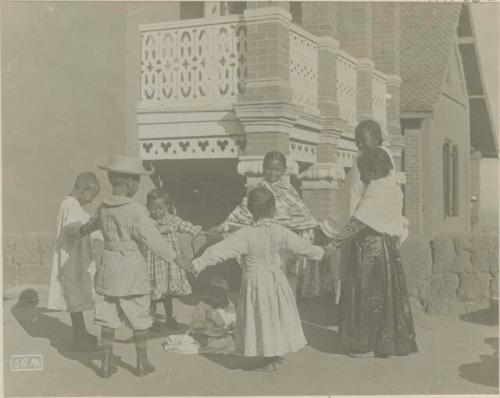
[146,189,204,331]
[192,187,324,371]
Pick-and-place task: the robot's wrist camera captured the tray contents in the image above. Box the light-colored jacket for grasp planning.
[94,195,177,297]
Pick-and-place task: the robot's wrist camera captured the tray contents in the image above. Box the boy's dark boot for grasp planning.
[134,329,155,377]
[100,327,117,378]
[70,312,98,352]
[163,297,181,330]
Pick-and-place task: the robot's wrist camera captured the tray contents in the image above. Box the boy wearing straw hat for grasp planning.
[81,154,194,378]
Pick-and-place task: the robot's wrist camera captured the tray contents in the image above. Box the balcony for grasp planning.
[137,8,388,166]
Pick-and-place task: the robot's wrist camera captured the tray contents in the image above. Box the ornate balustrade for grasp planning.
[372,70,388,131]
[137,10,389,167]
[336,51,358,127]
[139,15,247,108]
[289,27,318,111]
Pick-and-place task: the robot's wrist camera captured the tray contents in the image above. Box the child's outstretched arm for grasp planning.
[192,229,248,275]
[283,228,325,261]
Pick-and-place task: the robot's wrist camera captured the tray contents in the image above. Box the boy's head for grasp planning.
[108,172,140,197]
[146,189,174,220]
[72,172,100,205]
[357,147,393,184]
[263,151,286,183]
[247,187,276,221]
[202,285,229,309]
[355,120,383,152]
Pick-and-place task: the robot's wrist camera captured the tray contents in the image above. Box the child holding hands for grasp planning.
[192,187,324,371]
[146,189,204,331]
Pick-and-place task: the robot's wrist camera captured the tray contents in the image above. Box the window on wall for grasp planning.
[443,140,460,218]
[180,1,204,20]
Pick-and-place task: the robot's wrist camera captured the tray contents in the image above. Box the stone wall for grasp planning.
[3,233,54,287]
[401,232,499,316]
[4,231,499,317]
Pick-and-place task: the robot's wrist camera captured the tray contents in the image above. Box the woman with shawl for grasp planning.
[321,147,417,358]
[208,151,330,298]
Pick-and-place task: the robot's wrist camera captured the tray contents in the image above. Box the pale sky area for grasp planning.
[471,3,499,232]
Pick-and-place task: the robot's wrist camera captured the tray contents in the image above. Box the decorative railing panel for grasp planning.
[140,17,247,107]
[289,140,317,163]
[337,53,357,126]
[372,71,387,130]
[140,135,247,160]
[289,29,318,110]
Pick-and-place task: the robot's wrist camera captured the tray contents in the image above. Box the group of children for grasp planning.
[48,119,418,378]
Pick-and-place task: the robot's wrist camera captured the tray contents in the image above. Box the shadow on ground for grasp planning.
[9,288,139,377]
[458,337,499,388]
[460,306,498,326]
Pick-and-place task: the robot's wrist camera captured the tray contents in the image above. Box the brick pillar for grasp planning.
[299,166,345,221]
[387,74,404,170]
[470,149,482,232]
[299,5,346,221]
[301,1,337,38]
[403,125,424,236]
[236,6,297,186]
[356,58,374,123]
[336,2,373,59]
[247,1,290,12]
[372,2,400,75]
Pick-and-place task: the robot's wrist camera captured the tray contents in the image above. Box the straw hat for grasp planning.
[98,154,153,175]
[319,216,342,238]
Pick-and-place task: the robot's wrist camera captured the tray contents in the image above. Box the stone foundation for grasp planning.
[3,233,54,287]
[4,231,499,317]
[401,232,499,316]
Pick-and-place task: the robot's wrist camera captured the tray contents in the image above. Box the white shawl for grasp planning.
[353,175,408,242]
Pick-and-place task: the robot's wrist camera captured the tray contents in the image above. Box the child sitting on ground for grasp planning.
[192,187,325,371]
[162,279,235,355]
[146,189,205,331]
[47,171,102,352]
[190,281,236,354]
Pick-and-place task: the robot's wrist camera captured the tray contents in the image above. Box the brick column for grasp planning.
[246,1,290,12]
[403,123,424,236]
[372,2,400,76]
[299,165,345,220]
[356,58,374,123]
[299,4,347,221]
[336,2,373,59]
[301,1,337,38]
[387,74,404,170]
[236,6,297,185]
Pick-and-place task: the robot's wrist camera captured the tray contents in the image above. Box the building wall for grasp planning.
[1,2,127,233]
[422,93,471,238]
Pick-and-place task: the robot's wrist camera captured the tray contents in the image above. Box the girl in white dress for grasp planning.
[193,187,324,371]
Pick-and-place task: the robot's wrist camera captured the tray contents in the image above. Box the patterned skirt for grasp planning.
[147,250,192,300]
[338,229,418,356]
[288,228,337,298]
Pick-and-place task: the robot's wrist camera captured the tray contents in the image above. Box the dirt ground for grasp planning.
[2,285,499,397]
